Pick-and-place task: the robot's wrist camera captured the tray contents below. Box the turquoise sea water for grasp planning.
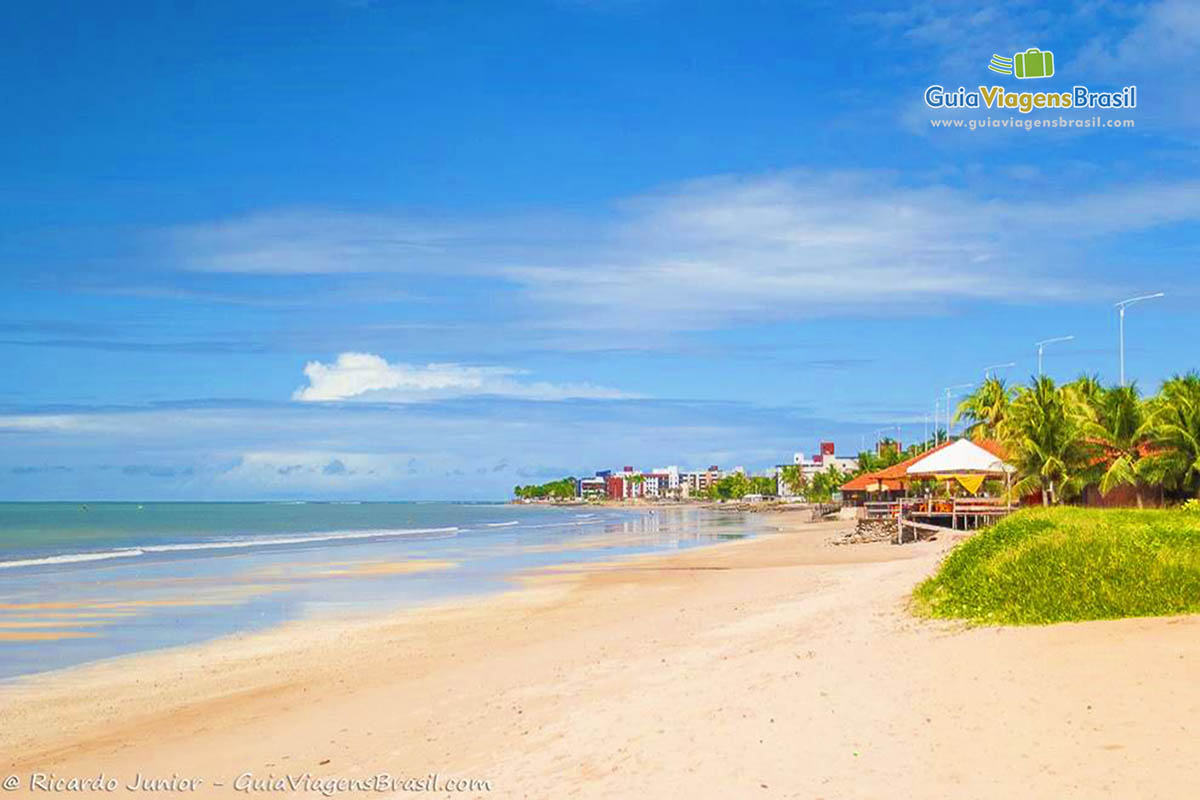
[0,502,759,679]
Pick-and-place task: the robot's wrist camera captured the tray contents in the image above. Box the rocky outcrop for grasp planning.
[832,517,897,545]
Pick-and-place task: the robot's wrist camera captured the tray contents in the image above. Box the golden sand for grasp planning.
[1,515,1196,799]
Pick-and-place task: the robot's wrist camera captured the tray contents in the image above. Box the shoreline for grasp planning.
[0,504,737,679]
[4,513,1199,798]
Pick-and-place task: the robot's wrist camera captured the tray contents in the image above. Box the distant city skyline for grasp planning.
[1,0,1196,499]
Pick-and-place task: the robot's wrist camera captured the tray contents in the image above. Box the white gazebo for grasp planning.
[906,438,1013,477]
[895,439,1018,539]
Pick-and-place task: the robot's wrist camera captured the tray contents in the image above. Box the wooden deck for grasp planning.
[862,498,1016,544]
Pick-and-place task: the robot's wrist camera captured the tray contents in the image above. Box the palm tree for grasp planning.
[807,464,848,503]
[999,376,1091,505]
[1142,373,1200,499]
[1079,383,1151,506]
[1065,373,1105,412]
[778,464,805,496]
[954,377,1014,441]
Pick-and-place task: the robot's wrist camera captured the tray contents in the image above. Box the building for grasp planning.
[642,472,671,498]
[839,439,1010,505]
[603,467,651,500]
[681,465,722,497]
[605,474,627,500]
[776,442,859,497]
[653,466,682,496]
[578,476,607,498]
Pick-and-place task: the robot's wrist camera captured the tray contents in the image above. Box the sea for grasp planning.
[0,502,762,679]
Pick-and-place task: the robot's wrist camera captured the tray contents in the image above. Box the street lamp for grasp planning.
[933,398,942,446]
[982,362,1016,380]
[1035,336,1074,377]
[1116,293,1165,386]
[943,383,973,440]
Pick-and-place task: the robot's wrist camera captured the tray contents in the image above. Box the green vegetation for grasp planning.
[851,437,911,475]
[1002,375,1095,504]
[513,477,577,500]
[704,473,776,500]
[778,464,804,496]
[913,507,1200,624]
[950,371,1200,505]
[805,464,849,502]
[954,376,1014,440]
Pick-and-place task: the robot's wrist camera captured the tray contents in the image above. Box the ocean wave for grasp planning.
[0,527,459,571]
[0,549,146,570]
[503,519,600,532]
[483,521,521,528]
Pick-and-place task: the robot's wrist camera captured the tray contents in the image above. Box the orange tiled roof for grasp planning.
[840,438,1009,492]
[840,473,904,492]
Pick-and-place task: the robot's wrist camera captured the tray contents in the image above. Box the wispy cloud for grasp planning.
[865,0,1200,133]
[0,399,858,499]
[151,169,1200,334]
[1075,0,1200,75]
[293,351,635,402]
[164,211,487,275]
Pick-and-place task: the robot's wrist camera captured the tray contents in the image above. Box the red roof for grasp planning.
[840,474,905,492]
[841,438,1009,493]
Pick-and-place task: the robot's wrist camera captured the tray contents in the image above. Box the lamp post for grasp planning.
[982,362,1016,380]
[943,383,973,440]
[1115,293,1164,386]
[1035,336,1074,377]
[933,399,941,446]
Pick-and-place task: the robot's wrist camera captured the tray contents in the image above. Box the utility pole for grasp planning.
[943,383,973,440]
[1035,336,1074,377]
[982,362,1016,380]
[1116,293,1164,386]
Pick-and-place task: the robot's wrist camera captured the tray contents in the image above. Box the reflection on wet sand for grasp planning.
[0,559,460,651]
[0,631,99,641]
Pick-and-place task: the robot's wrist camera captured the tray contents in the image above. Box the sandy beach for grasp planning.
[3,513,1198,799]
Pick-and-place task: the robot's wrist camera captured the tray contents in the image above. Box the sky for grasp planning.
[2,0,1197,500]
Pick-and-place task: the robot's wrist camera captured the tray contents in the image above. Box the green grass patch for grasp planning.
[912,507,1200,625]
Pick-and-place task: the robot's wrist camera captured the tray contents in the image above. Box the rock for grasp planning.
[831,517,897,545]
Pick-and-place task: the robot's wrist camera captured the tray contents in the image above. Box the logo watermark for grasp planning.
[927,46,1136,131]
[988,48,1055,79]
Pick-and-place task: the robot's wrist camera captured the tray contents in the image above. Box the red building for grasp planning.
[605,475,625,500]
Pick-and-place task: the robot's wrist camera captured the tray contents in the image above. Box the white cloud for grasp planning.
[0,414,102,433]
[165,211,465,275]
[1075,0,1200,75]
[293,352,633,402]
[0,399,850,500]
[857,1,1064,75]
[160,170,1200,333]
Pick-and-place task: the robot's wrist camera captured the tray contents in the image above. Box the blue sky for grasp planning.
[2,0,1197,499]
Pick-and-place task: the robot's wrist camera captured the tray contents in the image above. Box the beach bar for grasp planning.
[843,439,1017,543]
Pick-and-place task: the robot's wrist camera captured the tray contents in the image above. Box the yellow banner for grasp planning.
[935,474,987,494]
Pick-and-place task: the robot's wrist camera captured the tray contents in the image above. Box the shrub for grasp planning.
[913,507,1200,624]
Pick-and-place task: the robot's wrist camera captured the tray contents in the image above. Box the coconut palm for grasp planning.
[778,464,805,496]
[807,464,848,503]
[1142,373,1200,499]
[1065,373,1105,412]
[954,377,1014,441]
[999,376,1092,505]
[1078,383,1151,506]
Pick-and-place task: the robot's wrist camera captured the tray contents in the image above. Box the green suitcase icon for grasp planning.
[1014,48,1054,79]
